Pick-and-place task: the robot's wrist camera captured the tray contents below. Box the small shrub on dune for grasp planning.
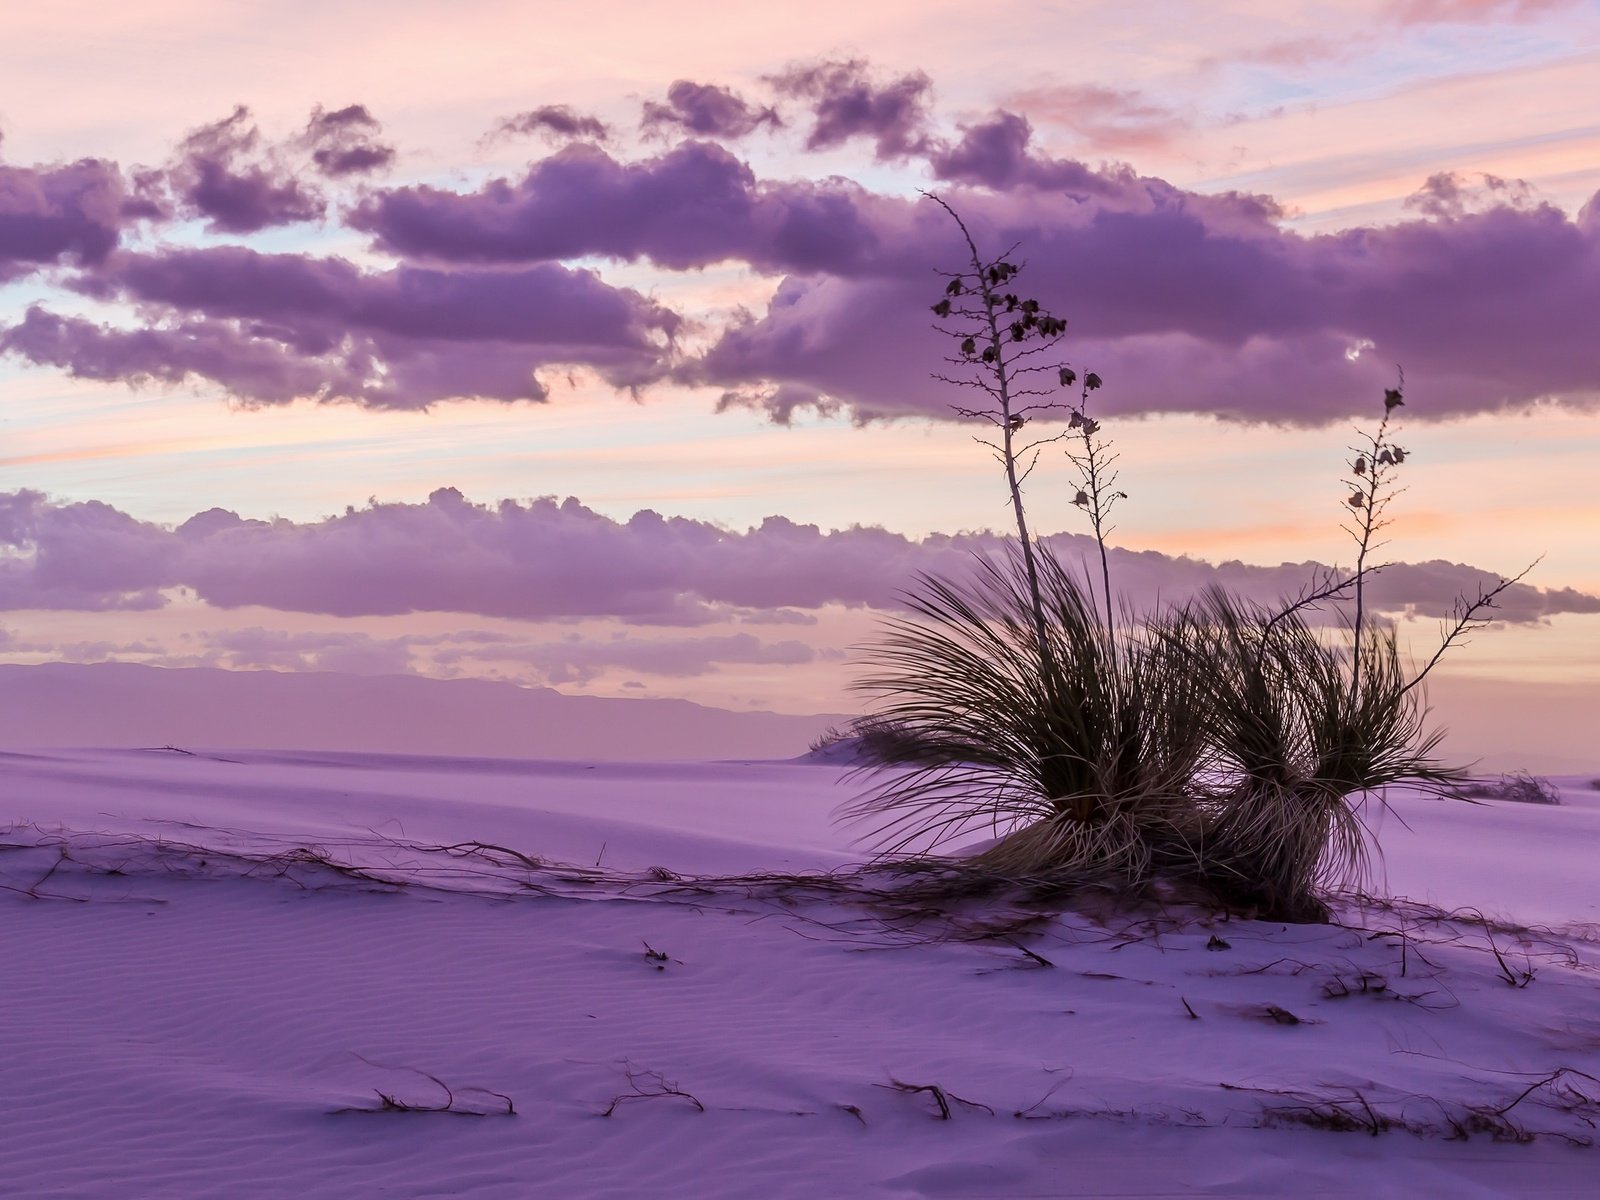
[1455,772,1562,805]
[807,715,927,764]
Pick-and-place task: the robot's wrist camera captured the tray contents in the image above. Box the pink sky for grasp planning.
[2,0,1599,753]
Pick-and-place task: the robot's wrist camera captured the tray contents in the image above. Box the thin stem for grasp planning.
[1395,560,1539,700]
[1064,379,1122,637]
[1348,403,1398,703]
[1076,388,1114,635]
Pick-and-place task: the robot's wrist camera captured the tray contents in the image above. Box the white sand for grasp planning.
[4,748,1598,1198]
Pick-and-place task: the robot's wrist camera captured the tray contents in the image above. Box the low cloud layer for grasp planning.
[2,488,1592,627]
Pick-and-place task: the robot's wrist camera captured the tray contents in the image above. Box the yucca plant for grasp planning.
[921,193,1091,694]
[1175,586,1461,921]
[842,544,1211,879]
[848,221,1538,922]
[1173,380,1529,920]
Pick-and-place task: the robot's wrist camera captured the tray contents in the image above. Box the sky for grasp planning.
[2,0,1599,742]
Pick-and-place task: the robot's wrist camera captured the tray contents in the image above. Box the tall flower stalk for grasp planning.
[1342,374,1408,701]
[924,194,1075,688]
[1063,369,1125,635]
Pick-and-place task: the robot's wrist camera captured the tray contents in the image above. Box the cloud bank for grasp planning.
[2,488,1592,627]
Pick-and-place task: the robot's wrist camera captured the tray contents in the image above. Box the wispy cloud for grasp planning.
[767,58,935,159]
[1383,0,1581,25]
[488,105,614,145]
[641,81,781,139]
[1005,84,1191,153]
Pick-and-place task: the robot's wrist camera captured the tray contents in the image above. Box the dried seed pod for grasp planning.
[1348,491,1365,508]
[1073,490,1090,507]
[1353,456,1367,475]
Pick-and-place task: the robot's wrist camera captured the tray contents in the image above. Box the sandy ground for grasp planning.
[4,747,1599,1198]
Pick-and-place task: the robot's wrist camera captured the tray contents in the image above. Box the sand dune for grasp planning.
[4,747,1599,1197]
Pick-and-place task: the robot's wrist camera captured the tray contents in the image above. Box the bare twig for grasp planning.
[601,1063,705,1117]
[879,1077,994,1120]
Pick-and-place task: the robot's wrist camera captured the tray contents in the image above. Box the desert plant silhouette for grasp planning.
[847,213,1538,920]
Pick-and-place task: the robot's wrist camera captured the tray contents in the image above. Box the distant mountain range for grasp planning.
[0,661,1592,774]
[0,663,848,762]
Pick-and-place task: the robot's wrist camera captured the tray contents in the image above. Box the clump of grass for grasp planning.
[1174,587,1461,921]
[1181,381,1533,919]
[843,543,1210,880]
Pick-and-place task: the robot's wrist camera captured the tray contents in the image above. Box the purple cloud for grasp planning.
[352,120,1598,426]
[694,179,1600,424]
[0,307,361,405]
[48,120,1592,426]
[0,159,128,281]
[3,246,680,408]
[2,488,1592,627]
[7,79,1597,427]
[768,59,934,159]
[170,106,324,233]
[302,104,396,178]
[0,490,176,610]
[491,105,613,144]
[355,141,883,274]
[641,81,781,138]
[927,110,1124,194]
